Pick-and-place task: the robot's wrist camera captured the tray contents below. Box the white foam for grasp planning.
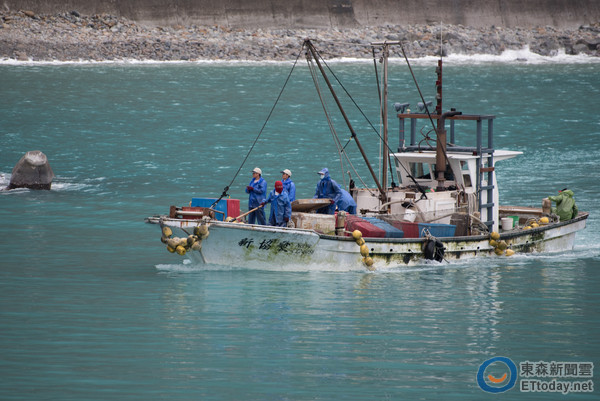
[2,46,598,66]
[434,46,600,65]
[0,172,102,193]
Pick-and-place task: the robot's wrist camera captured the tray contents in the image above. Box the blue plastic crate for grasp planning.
[362,217,405,238]
[190,198,228,221]
[418,223,456,238]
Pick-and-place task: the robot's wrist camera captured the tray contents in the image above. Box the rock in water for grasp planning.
[7,150,55,190]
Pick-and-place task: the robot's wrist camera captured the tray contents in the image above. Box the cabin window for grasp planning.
[394,170,402,185]
[409,162,432,179]
[463,173,472,187]
[460,161,472,187]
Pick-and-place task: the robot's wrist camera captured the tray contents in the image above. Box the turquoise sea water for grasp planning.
[1,55,599,400]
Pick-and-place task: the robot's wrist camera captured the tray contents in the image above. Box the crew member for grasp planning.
[549,188,578,221]
[280,168,296,202]
[245,167,267,225]
[262,180,292,227]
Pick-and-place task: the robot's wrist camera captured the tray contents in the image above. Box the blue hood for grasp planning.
[318,168,330,179]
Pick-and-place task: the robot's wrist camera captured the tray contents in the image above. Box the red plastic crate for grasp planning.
[226,199,240,219]
[345,215,386,238]
[400,221,420,238]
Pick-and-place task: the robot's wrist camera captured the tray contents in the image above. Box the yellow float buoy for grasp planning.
[505,249,515,256]
[352,230,363,240]
[497,240,508,251]
[494,248,504,256]
[489,239,498,247]
[167,245,176,253]
[191,241,202,251]
[524,226,532,230]
[360,244,369,257]
[356,237,365,246]
[167,238,180,249]
[175,245,186,255]
[531,222,539,228]
[539,216,549,225]
[162,226,172,237]
[490,231,500,241]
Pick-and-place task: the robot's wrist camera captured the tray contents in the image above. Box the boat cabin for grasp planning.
[353,113,522,233]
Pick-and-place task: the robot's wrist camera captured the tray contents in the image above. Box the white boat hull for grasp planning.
[146,212,588,271]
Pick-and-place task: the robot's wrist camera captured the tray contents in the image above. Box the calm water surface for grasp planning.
[1,58,599,400]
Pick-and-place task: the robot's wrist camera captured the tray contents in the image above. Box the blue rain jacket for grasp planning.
[246,177,267,208]
[313,168,343,214]
[282,178,296,202]
[265,189,292,226]
[337,188,357,214]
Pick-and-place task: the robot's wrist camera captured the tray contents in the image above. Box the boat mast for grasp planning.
[435,59,446,190]
[304,39,387,204]
[371,41,402,208]
[381,42,390,196]
[433,59,461,191]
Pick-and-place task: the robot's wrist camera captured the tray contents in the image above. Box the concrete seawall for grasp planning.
[3,0,600,29]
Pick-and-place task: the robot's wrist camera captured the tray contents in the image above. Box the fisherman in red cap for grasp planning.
[261,180,292,227]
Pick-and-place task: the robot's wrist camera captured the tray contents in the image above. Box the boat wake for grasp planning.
[155,258,477,274]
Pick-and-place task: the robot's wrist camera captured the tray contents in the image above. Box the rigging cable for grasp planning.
[308,45,383,194]
[393,43,437,134]
[372,47,398,188]
[211,46,304,209]
[306,50,373,193]
[392,42,452,166]
[312,43,429,199]
[373,47,383,184]
[306,54,347,188]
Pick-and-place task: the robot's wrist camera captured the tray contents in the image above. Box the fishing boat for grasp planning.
[145,40,588,270]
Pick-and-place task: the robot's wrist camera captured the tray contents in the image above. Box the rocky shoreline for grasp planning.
[1,10,599,61]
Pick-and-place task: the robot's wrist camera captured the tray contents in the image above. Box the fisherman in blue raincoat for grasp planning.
[313,168,356,214]
[262,180,292,227]
[280,168,296,202]
[245,167,267,225]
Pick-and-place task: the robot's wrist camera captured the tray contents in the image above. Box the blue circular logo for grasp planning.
[477,356,518,393]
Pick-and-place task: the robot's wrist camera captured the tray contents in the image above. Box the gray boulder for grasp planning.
[7,150,55,190]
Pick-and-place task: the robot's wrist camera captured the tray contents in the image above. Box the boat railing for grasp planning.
[396,113,495,151]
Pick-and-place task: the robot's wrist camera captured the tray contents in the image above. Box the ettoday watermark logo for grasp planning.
[477,357,594,394]
[477,357,518,393]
